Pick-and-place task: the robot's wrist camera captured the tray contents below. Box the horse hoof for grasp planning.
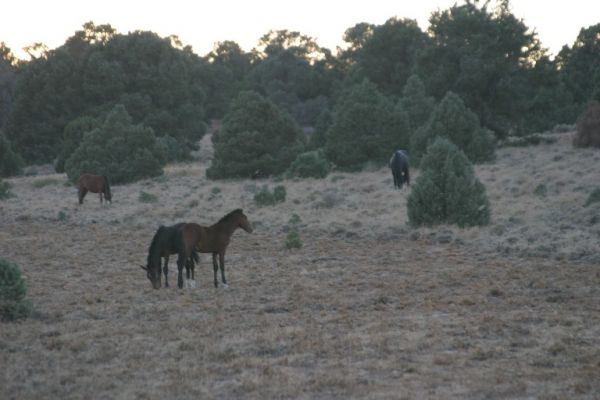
[223,283,229,289]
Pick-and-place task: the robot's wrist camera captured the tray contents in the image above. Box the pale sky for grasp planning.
[2,1,599,60]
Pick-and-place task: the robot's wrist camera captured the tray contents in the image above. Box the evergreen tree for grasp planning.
[400,74,436,132]
[411,91,495,165]
[0,258,32,321]
[0,131,23,177]
[407,137,491,227]
[325,79,410,170]
[207,91,305,179]
[54,116,99,173]
[65,104,166,184]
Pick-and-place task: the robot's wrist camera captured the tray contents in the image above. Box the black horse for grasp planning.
[141,223,198,289]
[390,150,410,189]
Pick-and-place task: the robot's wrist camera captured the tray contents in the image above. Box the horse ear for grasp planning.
[140,265,148,271]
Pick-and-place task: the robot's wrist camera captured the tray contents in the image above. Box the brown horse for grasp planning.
[78,174,112,204]
[176,209,253,289]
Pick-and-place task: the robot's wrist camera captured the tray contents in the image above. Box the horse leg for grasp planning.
[99,192,104,204]
[212,253,219,288]
[219,252,227,286]
[163,256,169,288]
[78,187,88,204]
[176,252,186,289]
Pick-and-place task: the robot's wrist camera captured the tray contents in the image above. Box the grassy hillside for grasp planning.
[0,131,599,399]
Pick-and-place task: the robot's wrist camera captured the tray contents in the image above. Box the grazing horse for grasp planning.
[390,150,410,189]
[141,223,199,289]
[176,209,253,289]
[78,173,112,204]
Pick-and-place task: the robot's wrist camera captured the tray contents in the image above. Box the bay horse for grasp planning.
[176,209,253,289]
[78,173,112,204]
[390,150,410,189]
[141,223,199,289]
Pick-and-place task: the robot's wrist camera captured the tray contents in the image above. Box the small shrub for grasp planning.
[289,214,301,225]
[574,102,600,148]
[500,134,558,148]
[533,184,548,197]
[211,187,222,195]
[287,150,330,179]
[0,180,12,200]
[57,211,69,221]
[254,185,286,207]
[139,191,158,203]
[285,230,303,249]
[584,188,600,207]
[407,137,491,227]
[32,178,60,189]
[0,258,32,321]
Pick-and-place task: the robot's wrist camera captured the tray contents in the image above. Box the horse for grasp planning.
[77,173,112,204]
[141,223,199,289]
[389,150,410,189]
[176,209,253,289]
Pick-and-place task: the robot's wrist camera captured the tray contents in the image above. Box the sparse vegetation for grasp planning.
[31,178,60,189]
[534,184,548,197]
[138,191,158,203]
[254,185,286,206]
[0,179,12,200]
[584,188,600,207]
[0,258,32,321]
[285,214,303,249]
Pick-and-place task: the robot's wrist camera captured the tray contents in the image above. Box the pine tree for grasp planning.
[65,104,166,184]
[207,91,305,179]
[399,74,435,132]
[407,137,491,227]
[410,91,495,165]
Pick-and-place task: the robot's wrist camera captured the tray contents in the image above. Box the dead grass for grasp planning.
[1,131,599,399]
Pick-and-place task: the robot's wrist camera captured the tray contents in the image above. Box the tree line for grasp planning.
[0,0,599,181]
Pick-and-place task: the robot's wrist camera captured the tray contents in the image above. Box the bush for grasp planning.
[400,74,436,131]
[585,188,600,207]
[0,179,12,200]
[407,137,491,227]
[65,105,166,184]
[254,185,286,207]
[139,191,158,203]
[207,91,305,179]
[0,258,32,321]
[573,102,600,148]
[0,132,23,177]
[287,150,330,179]
[54,116,99,173]
[410,92,495,165]
[325,79,410,170]
[285,214,303,249]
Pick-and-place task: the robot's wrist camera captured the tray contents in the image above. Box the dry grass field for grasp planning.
[1,131,599,399]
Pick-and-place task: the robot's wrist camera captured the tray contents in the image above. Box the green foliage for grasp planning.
[584,188,600,207]
[400,75,436,131]
[0,132,23,177]
[415,1,565,137]
[57,210,69,221]
[285,214,303,249]
[287,150,330,179]
[207,91,305,179]
[0,179,12,199]
[325,80,410,170]
[410,92,495,165]
[55,116,100,173]
[533,184,547,197]
[307,109,332,150]
[573,102,600,148]
[254,185,286,207]
[0,258,32,321]
[65,104,166,184]
[6,24,207,163]
[138,191,158,203]
[285,230,303,249]
[340,18,428,96]
[157,135,191,162]
[499,134,557,148]
[407,137,491,227]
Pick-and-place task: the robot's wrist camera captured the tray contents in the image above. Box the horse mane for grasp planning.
[148,225,167,262]
[218,209,243,224]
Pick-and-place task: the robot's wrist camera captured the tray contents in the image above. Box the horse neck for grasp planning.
[212,219,239,237]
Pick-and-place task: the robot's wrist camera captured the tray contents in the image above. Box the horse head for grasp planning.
[237,209,253,233]
[140,263,161,289]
